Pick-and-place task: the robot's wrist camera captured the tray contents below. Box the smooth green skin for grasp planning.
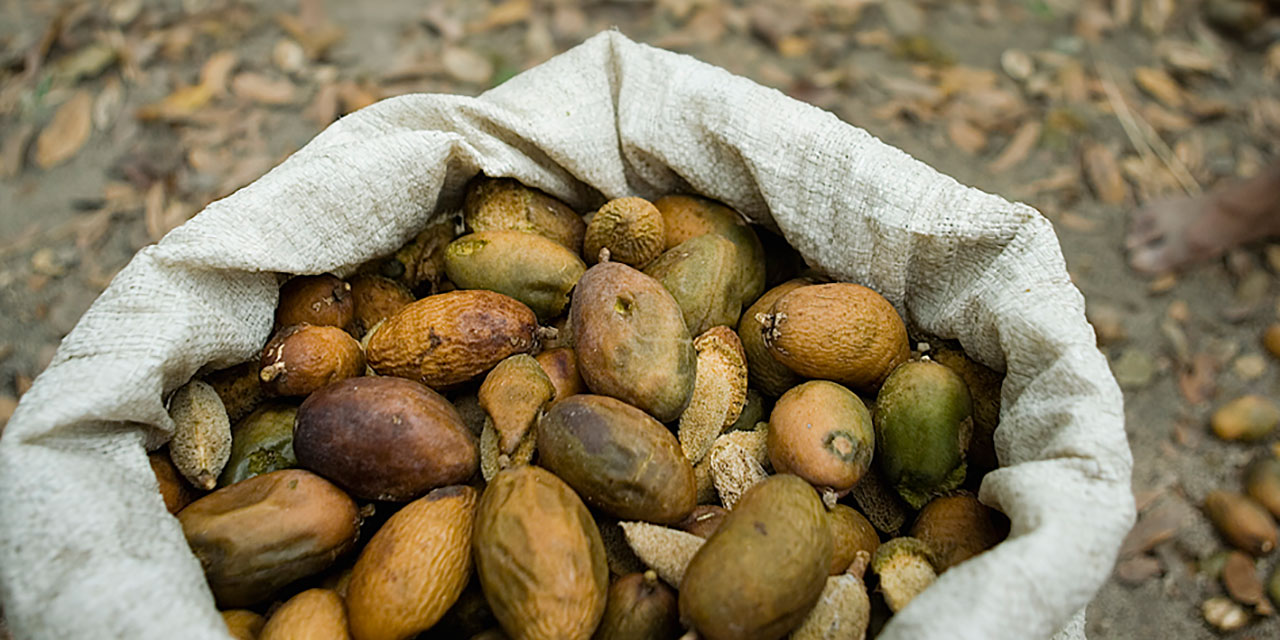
[719,222,767,304]
[570,262,696,423]
[874,361,973,509]
[537,395,696,524]
[218,404,298,487]
[444,230,587,321]
[679,474,832,640]
[644,234,743,337]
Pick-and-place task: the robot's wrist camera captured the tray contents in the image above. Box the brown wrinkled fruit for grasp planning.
[909,492,1008,571]
[276,274,353,329]
[479,354,555,456]
[366,289,538,388]
[538,395,697,524]
[676,505,729,539]
[380,221,455,295]
[534,348,585,403]
[593,571,681,640]
[737,279,809,397]
[347,486,478,640]
[473,466,608,640]
[1204,490,1279,556]
[348,274,416,338]
[583,197,665,268]
[828,504,880,576]
[761,283,910,392]
[204,361,266,423]
[768,380,875,494]
[259,325,365,397]
[259,588,349,640]
[295,376,477,501]
[150,451,195,514]
[570,261,696,422]
[178,469,360,607]
[464,177,586,251]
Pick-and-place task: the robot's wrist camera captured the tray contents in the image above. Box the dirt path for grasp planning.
[2,0,1279,637]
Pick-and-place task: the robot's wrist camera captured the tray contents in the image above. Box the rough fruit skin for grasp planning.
[570,261,696,422]
[592,572,681,640]
[219,403,298,487]
[366,289,538,388]
[652,194,766,303]
[347,486,478,640]
[762,283,909,392]
[464,177,586,251]
[178,469,360,607]
[445,230,587,321]
[873,360,973,509]
[473,466,608,640]
[909,492,1008,571]
[538,395,697,524]
[168,379,232,491]
[348,274,416,338]
[768,380,875,494]
[678,326,749,465]
[259,588,349,640]
[295,376,478,501]
[276,274,353,329]
[737,279,809,397]
[871,537,936,613]
[679,474,832,640]
[643,234,744,336]
[583,197,665,267]
[259,324,365,397]
[788,572,872,640]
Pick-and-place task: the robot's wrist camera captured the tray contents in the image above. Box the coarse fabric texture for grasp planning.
[0,31,1133,640]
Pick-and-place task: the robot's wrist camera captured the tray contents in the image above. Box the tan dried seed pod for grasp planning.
[479,418,536,483]
[871,537,937,613]
[478,354,554,455]
[709,438,768,510]
[848,469,910,536]
[788,571,872,640]
[583,197,665,268]
[678,326,748,465]
[168,380,232,491]
[619,521,704,588]
[259,588,349,640]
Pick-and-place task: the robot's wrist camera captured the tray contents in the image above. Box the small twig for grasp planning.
[1095,62,1201,197]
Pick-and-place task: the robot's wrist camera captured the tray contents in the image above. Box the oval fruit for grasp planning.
[347,486,478,640]
[909,492,1007,571]
[203,361,266,423]
[1205,491,1279,556]
[827,504,880,575]
[874,360,972,509]
[768,380,874,494]
[583,197,665,267]
[219,403,298,487]
[929,345,1002,475]
[294,377,477,501]
[348,274,415,337]
[679,474,832,640]
[593,571,680,640]
[259,324,365,397]
[538,395,697,524]
[464,177,585,251]
[479,354,555,455]
[366,289,538,388]
[168,379,232,491]
[474,466,608,640]
[1211,395,1280,442]
[653,194,766,302]
[1246,457,1280,519]
[178,469,360,607]
[221,610,265,640]
[760,283,909,392]
[259,588,349,640]
[570,261,695,422]
[643,234,743,336]
[276,274,353,328]
[445,230,587,321]
[737,279,809,397]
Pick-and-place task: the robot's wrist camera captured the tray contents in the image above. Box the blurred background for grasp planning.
[1,0,1278,637]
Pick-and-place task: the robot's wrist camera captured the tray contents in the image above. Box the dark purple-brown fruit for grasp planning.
[593,571,681,640]
[295,377,478,501]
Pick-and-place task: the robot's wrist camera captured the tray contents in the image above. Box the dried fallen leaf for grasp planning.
[53,42,118,84]
[1158,40,1225,76]
[273,39,306,74]
[470,0,532,33]
[1082,142,1127,204]
[35,90,93,169]
[1133,66,1184,109]
[0,123,35,178]
[1267,43,1280,81]
[306,83,340,127]
[275,12,344,60]
[1223,552,1265,607]
[1140,0,1175,35]
[1113,0,1136,25]
[1119,499,1185,557]
[1075,0,1114,41]
[946,117,986,154]
[136,84,214,122]
[336,81,378,115]
[1177,352,1218,406]
[92,77,124,131]
[1058,211,1100,233]
[1000,49,1034,81]
[442,46,493,85]
[987,121,1040,173]
[231,73,296,106]
[936,66,998,97]
[199,51,238,96]
[0,393,17,433]
[1140,103,1192,133]
[1114,555,1162,585]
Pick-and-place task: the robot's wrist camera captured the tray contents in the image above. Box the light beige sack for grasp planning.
[0,32,1133,639]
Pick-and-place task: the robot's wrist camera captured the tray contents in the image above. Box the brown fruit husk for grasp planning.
[258,324,365,397]
[259,588,349,640]
[276,274,353,329]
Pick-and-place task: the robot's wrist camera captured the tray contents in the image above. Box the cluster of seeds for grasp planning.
[157,176,1011,640]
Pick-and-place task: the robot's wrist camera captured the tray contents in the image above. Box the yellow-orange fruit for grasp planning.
[348,274,416,338]
[464,177,585,251]
[1205,491,1279,556]
[259,325,365,397]
[737,279,810,397]
[222,610,265,640]
[827,505,880,576]
[276,274,353,329]
[347,486,478,640]
[768,380,875,494]
[366,290,538,388]
[534,348,585,403]
[909,493,1008,571]
[259,588,349,640]
[473,466,608,640]
[760,283,909,392]
[583,197,665,268]
[1211,395,1280,442]
[653,194,766,303]
[1263,323,1280,359]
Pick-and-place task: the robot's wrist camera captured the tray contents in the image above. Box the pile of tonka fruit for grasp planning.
[158,177,1011,640]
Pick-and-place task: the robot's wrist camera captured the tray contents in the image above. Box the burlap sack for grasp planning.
[0,32,1133,639]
